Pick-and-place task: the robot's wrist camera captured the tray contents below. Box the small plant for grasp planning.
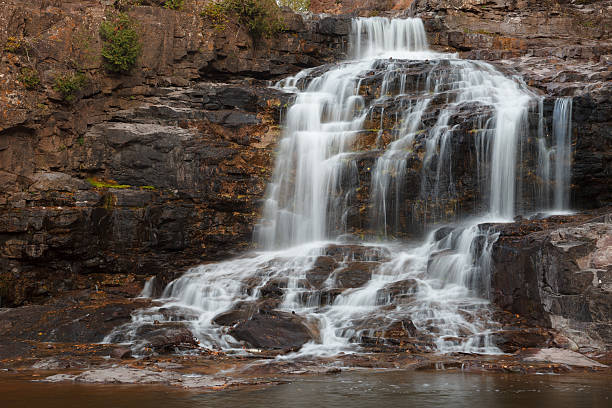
[99,13,142,73]
[18,67,41,90]
[277,0,309,11]
[114,0,143,11]
[201,1,230,31]
[201,0,284,40]
[163,0,184,10]
[77,136,85,146]
[4,36,24,53]
[54,72,87,102]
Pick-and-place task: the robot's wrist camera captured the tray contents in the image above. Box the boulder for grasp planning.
[229,311,316,350]
[110,347,132,360]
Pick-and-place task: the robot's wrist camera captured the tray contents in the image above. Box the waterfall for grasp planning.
[535,97,573,213]
[553,98,573,211]
[105,17,567,357]
[351,17,429,59]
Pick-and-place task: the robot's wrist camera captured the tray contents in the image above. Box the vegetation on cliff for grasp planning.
[201,0,285,39]
[53,72,88,102]
[99,13,142,73]
[163,0,184,9]
[278,0,310,11]
[18,68,41,90]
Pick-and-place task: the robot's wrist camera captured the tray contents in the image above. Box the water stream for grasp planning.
[105,17,573,357]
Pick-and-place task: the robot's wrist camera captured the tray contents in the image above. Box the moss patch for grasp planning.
[87,178,131,189]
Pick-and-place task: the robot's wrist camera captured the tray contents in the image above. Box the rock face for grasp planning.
[0,1,349,306]
[0,81,284,306]
[491,213,612,351]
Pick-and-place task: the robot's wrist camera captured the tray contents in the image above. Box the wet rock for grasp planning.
[521,348,608,368]
[110,347,132,360]
[229,311,316,350]
[144,327,199,354]
[305,256,339,289]
[492,328,554,354]
[212,300,278,326]
[383,279,419,303]
[0,297,150,344]
[334,262,377,288]
[31,358,83,370]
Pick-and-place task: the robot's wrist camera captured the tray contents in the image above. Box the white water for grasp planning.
[553,98,573,211]
[535,97,573,214]
[106,18,571,356]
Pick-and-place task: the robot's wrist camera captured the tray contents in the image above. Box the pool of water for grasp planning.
[2,370,611,408]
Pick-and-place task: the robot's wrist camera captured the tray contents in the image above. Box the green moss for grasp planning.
[87,178,131,189]
[54,72,87,102]
[140,185,156,190]
[99,13,142,73]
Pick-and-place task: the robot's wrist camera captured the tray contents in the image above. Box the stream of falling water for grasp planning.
[536,97,573,213]
[105,18,573,357]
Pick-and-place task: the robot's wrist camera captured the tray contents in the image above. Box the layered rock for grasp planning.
[0,1,349,306]
[491,212,612,351]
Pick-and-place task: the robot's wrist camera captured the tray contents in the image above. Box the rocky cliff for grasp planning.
[0,0,349,306]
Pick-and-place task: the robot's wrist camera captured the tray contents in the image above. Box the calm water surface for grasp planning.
[2,370,611,408]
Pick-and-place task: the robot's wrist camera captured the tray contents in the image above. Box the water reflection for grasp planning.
[2,371,611,408]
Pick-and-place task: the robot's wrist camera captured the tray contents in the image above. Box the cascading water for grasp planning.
[535,97,573,214]
[552,98,573,211]
[106,17,571,356]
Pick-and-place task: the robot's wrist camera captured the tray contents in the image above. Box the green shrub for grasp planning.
[201,0,284,40]
[19,68,41,90]
[54,72,87,102]
[163,0,184,10]
[99,13,142,73]
[277,0,309,11]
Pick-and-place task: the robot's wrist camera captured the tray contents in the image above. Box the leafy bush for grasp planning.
[163,0,184,10]
[201,0,284,40]
[19,68,41,90]
[54,72,87,102]
[277,0,309,11]
[99,13,142,73]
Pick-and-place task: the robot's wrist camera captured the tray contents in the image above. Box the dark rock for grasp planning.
[492,328,553,354]
[491,214,612,350]
[334,262,376,289]
[110,347,132,359]
[229,310,315,350]
[145,327,198,354]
